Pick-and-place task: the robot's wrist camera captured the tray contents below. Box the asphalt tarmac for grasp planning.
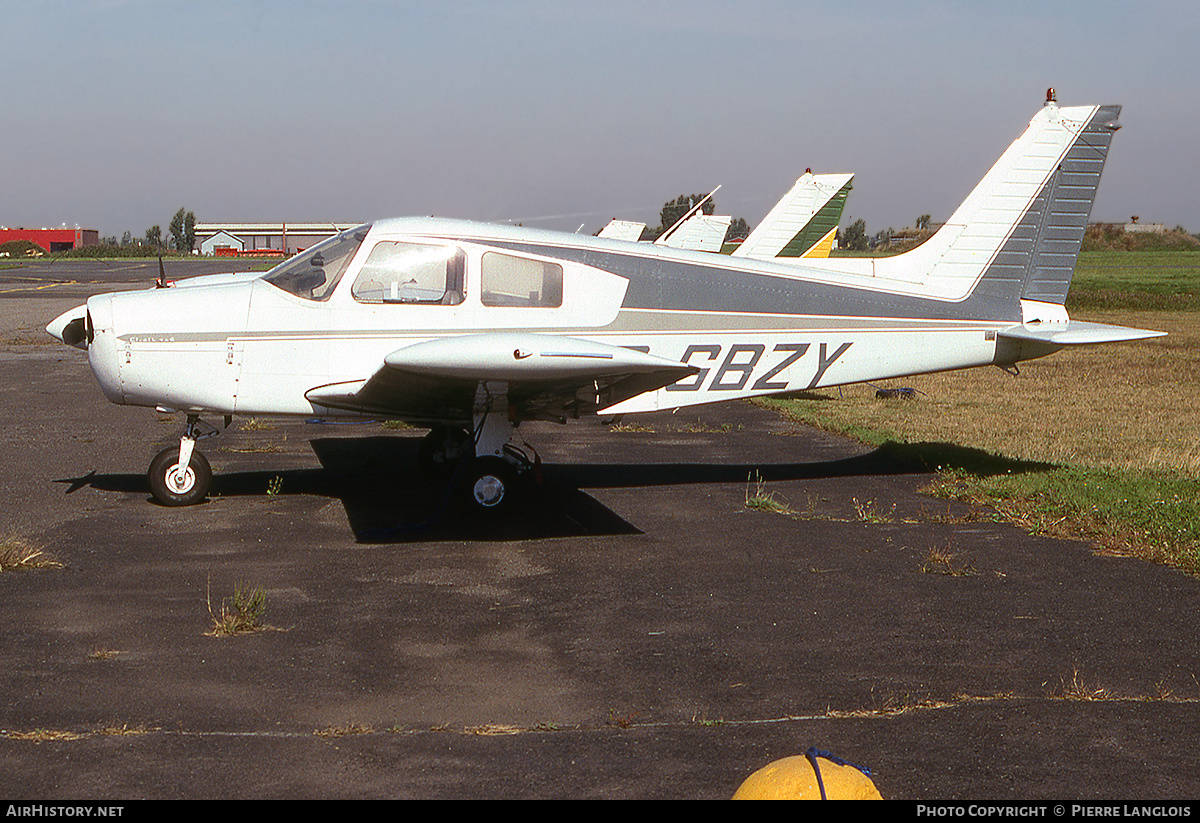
[1,260,1197,799]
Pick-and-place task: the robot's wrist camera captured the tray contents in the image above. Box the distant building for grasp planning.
[0,227,99,252]
[193,222,362,256]
[1124,222,1166,234]
[198,230,245,256]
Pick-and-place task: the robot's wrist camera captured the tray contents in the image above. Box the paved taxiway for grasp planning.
[1,261,1198,799]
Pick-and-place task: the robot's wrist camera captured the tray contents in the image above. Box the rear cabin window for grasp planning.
[351,242,465,304]
[480,252,563,308]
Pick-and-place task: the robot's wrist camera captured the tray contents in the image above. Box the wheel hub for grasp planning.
[167,464,196,494]
[472,474,506,508]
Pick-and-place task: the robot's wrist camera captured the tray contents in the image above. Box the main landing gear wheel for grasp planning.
[148,447,212,506]
[461,456,519,518]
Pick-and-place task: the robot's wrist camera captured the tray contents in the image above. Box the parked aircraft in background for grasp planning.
[595,219,646,242]
[732,171,853,260]
[47,93,1162,516]
[597,186,729,251]
[597,172,853,259]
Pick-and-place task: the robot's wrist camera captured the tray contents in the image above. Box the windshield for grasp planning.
[262,223,372,300]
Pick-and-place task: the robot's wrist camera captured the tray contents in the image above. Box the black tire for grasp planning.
[148,446,212,506]
[460,456,519,518]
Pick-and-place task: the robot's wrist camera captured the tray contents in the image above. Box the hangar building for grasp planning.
[0,227,99,252]
[194,222,362,256]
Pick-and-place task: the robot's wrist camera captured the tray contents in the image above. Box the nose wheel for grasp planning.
[148,446,212,506]
[147,414,218,506]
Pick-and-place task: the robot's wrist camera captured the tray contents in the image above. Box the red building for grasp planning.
[0,227,100,253]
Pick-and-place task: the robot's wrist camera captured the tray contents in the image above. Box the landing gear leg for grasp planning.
[148,414,215,506]
[417,425,472,477]
[456,382,532,518]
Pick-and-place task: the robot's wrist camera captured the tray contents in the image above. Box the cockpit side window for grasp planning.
[263,223,371,301]
[480,252,563,308]
[351,242,465,305]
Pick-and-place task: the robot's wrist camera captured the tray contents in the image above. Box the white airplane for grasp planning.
[47,94,1163,516]
[732,171,854,260]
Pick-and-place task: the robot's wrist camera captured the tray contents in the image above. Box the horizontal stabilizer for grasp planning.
[998,320,1165,346]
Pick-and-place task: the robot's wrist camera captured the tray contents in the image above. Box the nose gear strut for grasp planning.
[147,414,219,506]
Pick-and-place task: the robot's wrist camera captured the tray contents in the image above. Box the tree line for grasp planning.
[89,207,196,255]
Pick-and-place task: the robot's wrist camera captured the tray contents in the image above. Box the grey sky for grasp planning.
[3,0,1197,239]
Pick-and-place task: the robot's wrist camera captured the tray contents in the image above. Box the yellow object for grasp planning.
[800,226,839,259]
[732,754,882,800]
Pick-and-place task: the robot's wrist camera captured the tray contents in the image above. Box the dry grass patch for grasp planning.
[609,421,656,433]
[770,313,1200,474]
[1052,670,1115,702]
[757,311,1200,573]
[0,531,62,572]
[852,497,895,523]
[919,542,978,576]
[825,693,957,719]
[315,723,373,737]
[97,723,152,736]
[744,471,795,515]
[464,724,523,736]
[1,728,85,742]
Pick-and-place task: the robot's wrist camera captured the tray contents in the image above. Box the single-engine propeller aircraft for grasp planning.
[47,92,1163,516]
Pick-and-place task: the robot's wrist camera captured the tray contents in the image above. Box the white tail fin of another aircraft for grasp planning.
[658,213,733,252]
[732,171,854,260]
[596,219,646,242]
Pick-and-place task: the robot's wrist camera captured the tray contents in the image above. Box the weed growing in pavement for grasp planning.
[744,471,793,515]
[206,578,271,637]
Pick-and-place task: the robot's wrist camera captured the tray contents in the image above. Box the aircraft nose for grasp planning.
[85,294,123,404]
[46,304,89,348]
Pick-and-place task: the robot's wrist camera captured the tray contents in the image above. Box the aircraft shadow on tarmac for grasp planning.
[53,436,1054,544]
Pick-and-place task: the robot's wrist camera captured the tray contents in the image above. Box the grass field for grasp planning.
[760,251,1200,575]
[1069,250,1200,310]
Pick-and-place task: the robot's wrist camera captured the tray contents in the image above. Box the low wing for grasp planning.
[304,332,698,424]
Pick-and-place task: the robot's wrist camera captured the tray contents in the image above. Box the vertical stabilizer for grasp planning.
[658,213,733,252]
[798,98,1121,312]
[597,220,647,242]
[733,172,854,260]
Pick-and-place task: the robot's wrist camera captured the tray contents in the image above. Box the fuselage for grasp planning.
[78,217,1015,422]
